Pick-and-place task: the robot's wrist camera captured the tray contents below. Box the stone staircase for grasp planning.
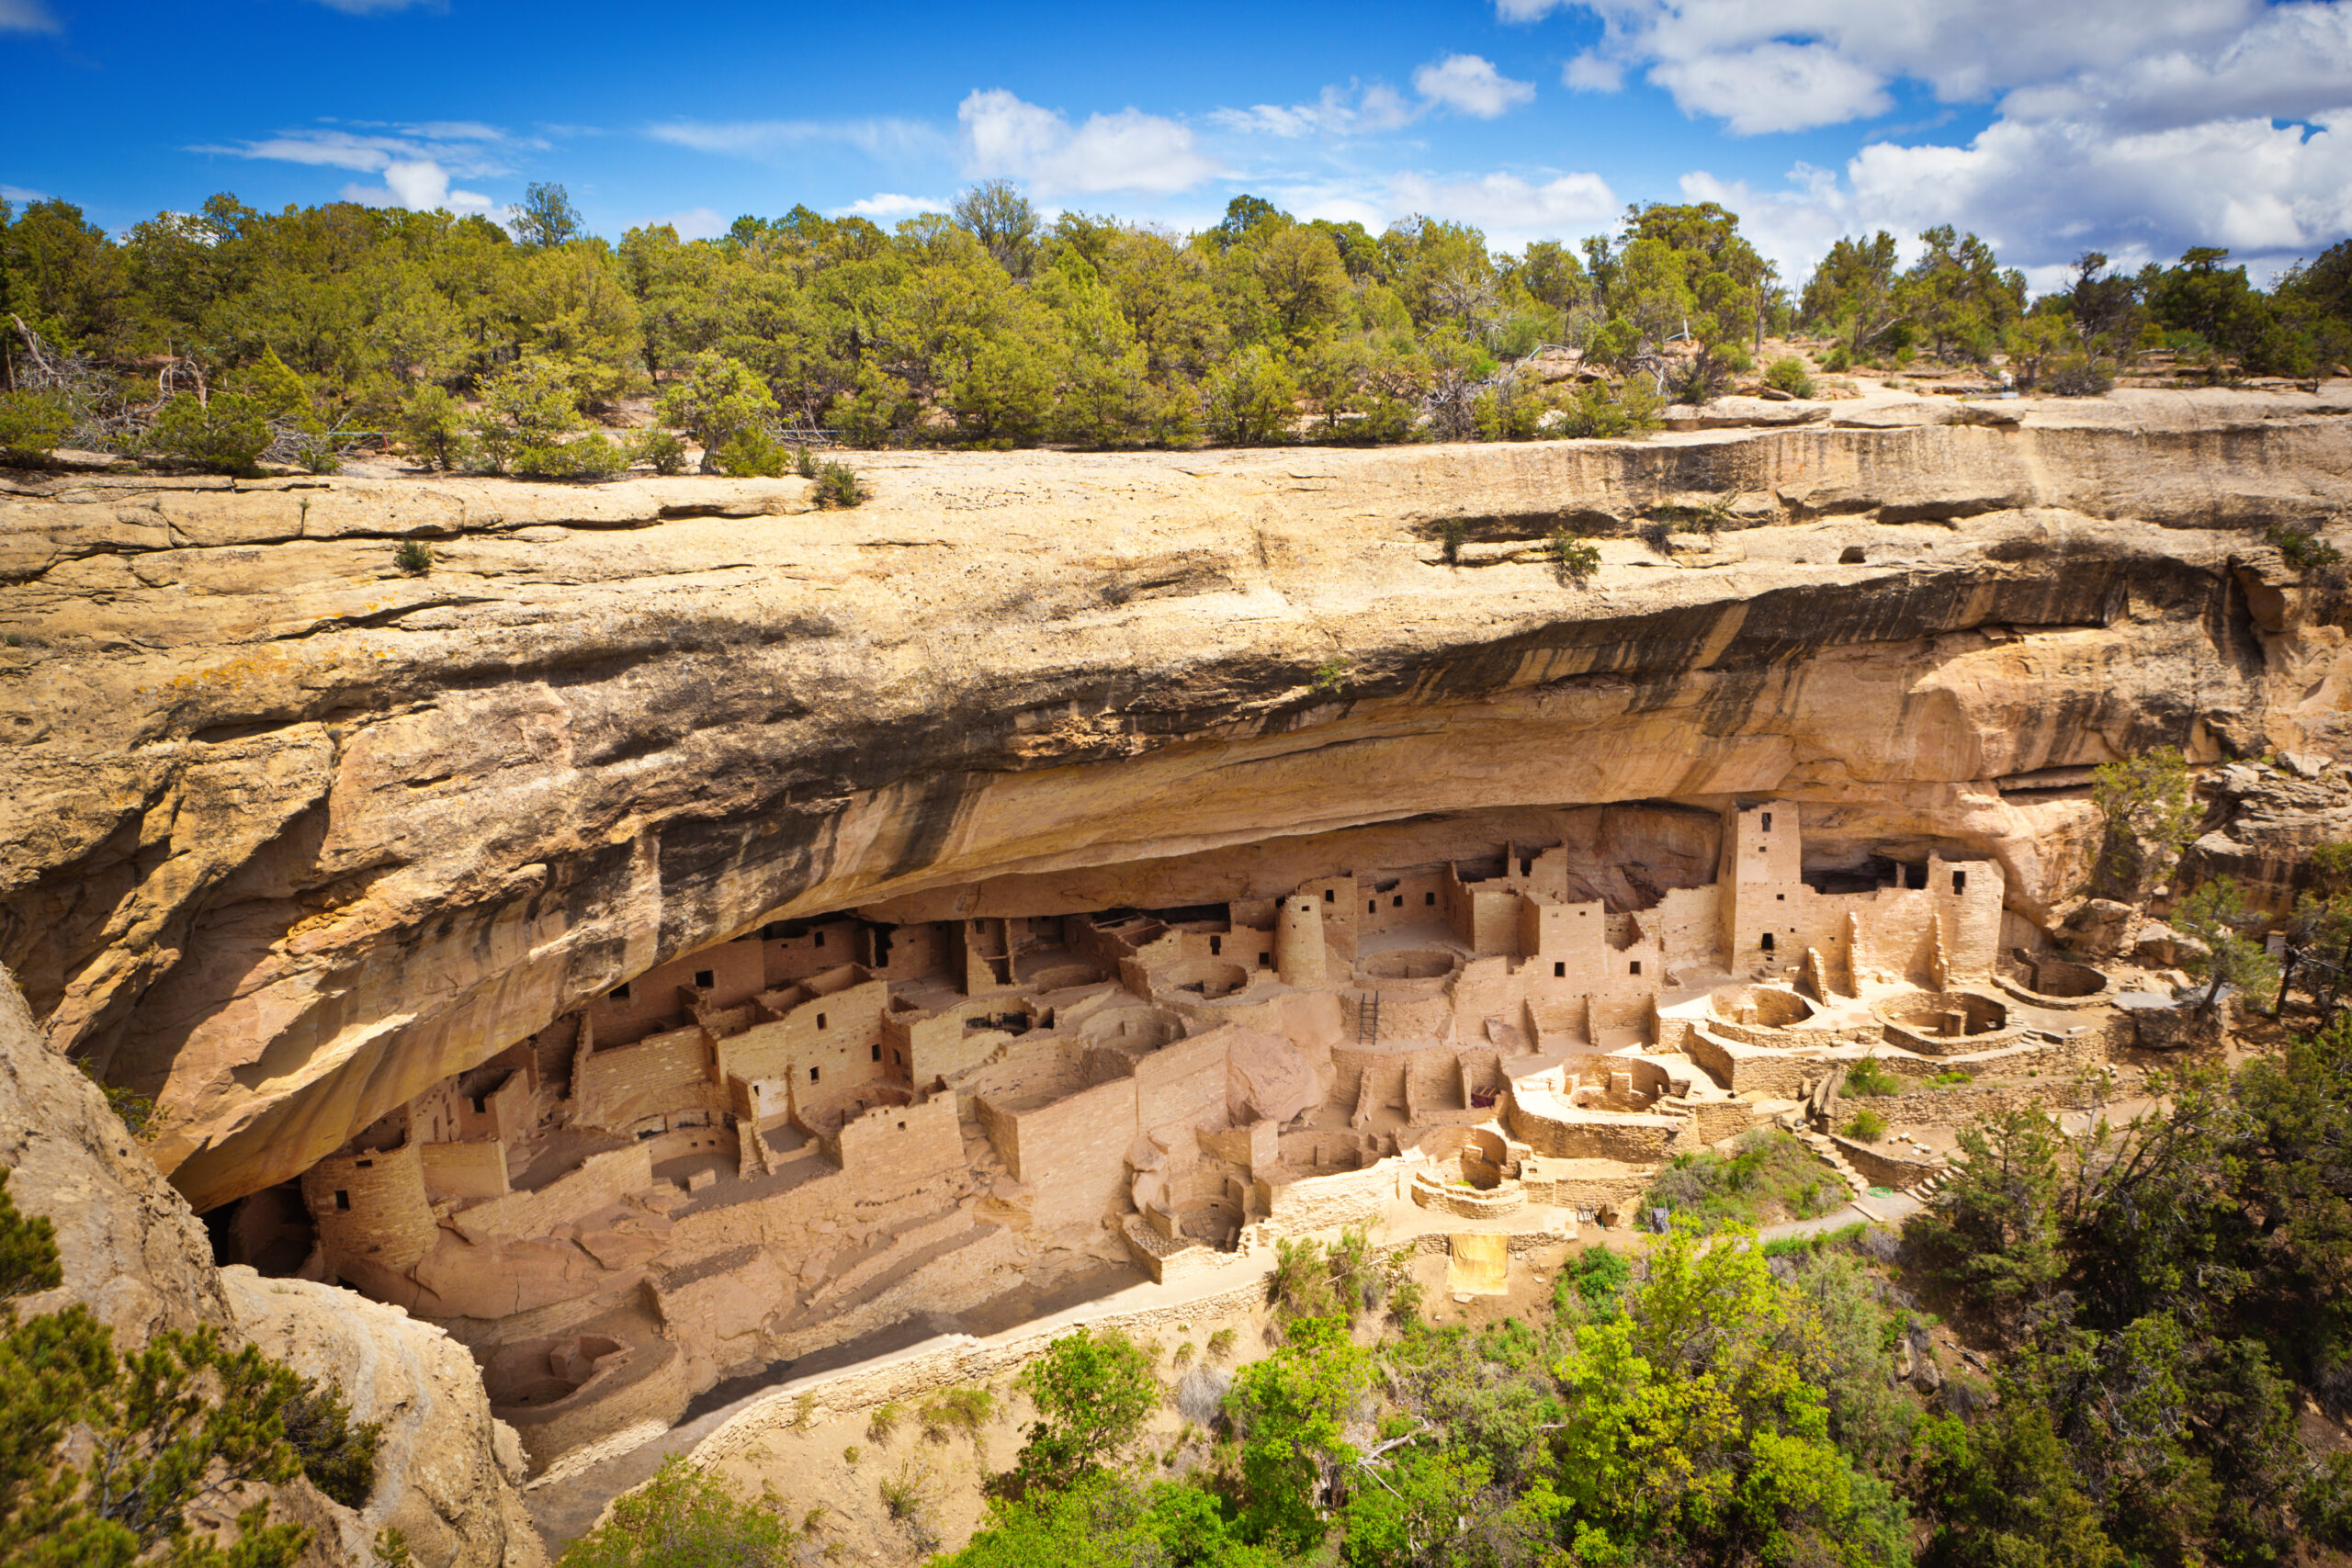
[1792,1128,1874,1199]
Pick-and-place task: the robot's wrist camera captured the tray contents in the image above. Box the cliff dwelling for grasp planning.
[221,796,2137,1476]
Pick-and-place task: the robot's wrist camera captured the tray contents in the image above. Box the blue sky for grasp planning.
[5,0,2348,287]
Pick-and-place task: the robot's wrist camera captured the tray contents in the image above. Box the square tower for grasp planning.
[1722,801,1805,975]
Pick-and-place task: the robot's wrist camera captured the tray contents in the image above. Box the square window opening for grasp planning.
[334,1190,350,1211]
[1323,889,1334,903]
[1210,936,1221,955]
[871,1043,882,1061]
[808,1066,820,1082]
[1629,960,1642,976]
[817,1012,827,1030]
[694,969,714,988]
[610,983,631,1001]
[1761,811,1772,832]
[1554,962,1566,978]
[1952,870,1967,894]
[1424,891,1436,906]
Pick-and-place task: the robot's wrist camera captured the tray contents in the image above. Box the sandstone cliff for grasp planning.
[0,964,548,1568]
[4,386,2349,1211]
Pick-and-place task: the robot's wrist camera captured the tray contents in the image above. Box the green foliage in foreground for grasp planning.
[556,1454,805,1568]
[1645,1128,1846,1230]
[0,1166,381,1567]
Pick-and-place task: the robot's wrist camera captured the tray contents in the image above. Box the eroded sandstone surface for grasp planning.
[4,387,2348,1213]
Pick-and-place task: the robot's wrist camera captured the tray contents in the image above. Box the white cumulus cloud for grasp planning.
[1411,53,1538,118]
[640,206,728,240]
[958,89,1222,195]
[837,193,949,220]
[193,122,513,214]
[1219,53,1536,141]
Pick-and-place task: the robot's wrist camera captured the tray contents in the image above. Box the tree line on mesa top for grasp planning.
[3,178,2349,475]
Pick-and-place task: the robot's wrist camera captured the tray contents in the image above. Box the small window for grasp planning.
[1776,893,1785,901]
[695,968,714,988]
[1761,811,1772,832]
[1393,895,1404,908]
[1761,932,1776,953]
[1259,952,1272,965]
[809,1066,820,1082]
[897,1121,907,1131]
[1521,858,1532,876]
[333,1190,350,1211]
[1952,870,1967,894]
[816,1012,827,1030]
[471,1094,488,1114]
[872,1043,882,1061]
[1368,900,1377,913]
[355,1158,373,1169]
[1323,889,1334,903]
[1554,962,1566,978]
[610,983,631,1001]
[815,931,825,947]
[1424,891,1436,906]
[1210,936,1222,955]
[1629,961,1642,976]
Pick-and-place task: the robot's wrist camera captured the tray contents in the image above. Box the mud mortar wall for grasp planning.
[4,400,2349,1211]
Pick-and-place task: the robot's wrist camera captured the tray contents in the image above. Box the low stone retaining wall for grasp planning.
[1828,1135,1943,1190]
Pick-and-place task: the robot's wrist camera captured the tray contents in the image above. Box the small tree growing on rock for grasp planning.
[2170,875,2278,1016]
[2090,747,2200,902]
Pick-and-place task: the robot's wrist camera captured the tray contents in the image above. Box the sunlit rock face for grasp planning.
[3,385,2349,1213]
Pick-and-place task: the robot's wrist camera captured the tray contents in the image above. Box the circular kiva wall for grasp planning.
[1712,985,1819,1030]
[1361,948,1459,982]
[1997,953,2111,1009]
[1874,990,2017,1055]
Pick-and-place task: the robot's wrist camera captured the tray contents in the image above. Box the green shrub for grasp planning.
[1845,1108,1888,1141]
[1645,1129,1842,1229]
[631,429,687,475]
[1268,1235,1336,1320]
[1439,517,1465,565]
[0,389,73,460]
[1764,356,1816,398]
[396,386,466,470]
[1842,1055,1904,1097]
[395,541,433,575]
[1549,527,1601,583]
[280,1379,382,1507]
[866,1400,904,1445]
[1821,343,1852,373]
[559,1453,804,1568]
[514,434,628,481]
[1204,1327,1238,1361]
[811,458,863,507]
[2267,521,2344,571]
[718,426,786,477]
[1929,1070,1975,1089]
[1554,1243,1632,1322]
[792,445,818,479]
[918,1385,995,1443]
[1553,378,1662,438]
[151,391,272,473]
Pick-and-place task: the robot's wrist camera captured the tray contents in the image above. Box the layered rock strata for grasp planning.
[2,386,2349,1213]
[0,965,547,1568]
